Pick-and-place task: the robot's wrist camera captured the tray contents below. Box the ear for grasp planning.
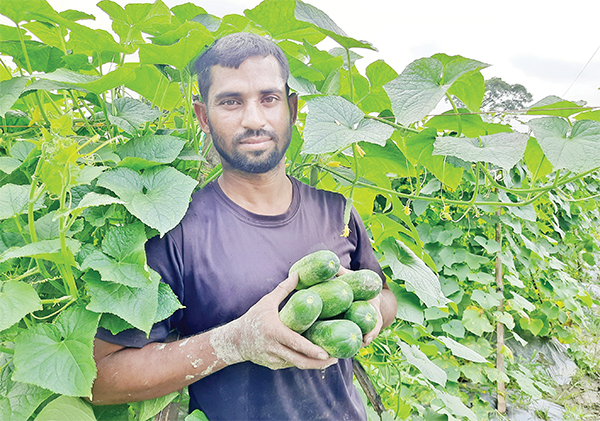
[194,101,210,134]
[288,93,298,124]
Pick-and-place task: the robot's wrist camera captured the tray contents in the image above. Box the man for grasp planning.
[92,32,397,420]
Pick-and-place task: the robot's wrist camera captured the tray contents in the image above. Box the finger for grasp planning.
[337,266,351,276]
[363,318,383,346]
[266,271,299,303]
[276,328,332,361]
[273,343,338,370]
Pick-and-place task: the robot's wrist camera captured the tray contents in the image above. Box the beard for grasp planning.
[208,120,293,174]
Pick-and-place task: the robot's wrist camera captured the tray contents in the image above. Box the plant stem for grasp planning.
[346,48,354,103]
[444,92,462,137]
[27,158,52,279]
[324,166,548,207]
[364,115,419,133]
[495,210,506,413]
[0,347,14,355]
[58,181,78,299]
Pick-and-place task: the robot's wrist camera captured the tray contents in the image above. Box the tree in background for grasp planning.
[482,77,533,111]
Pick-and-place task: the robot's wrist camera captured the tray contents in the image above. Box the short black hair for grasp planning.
[195,32,290,102]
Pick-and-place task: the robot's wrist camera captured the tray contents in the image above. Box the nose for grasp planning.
[241,100,267,131]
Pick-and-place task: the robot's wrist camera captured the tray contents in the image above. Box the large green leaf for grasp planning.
[397,341,446,386]
[64,19,125,58]
[437,336,488,363]
[435,390,478,421]
[138,28,213,70]
[124,64,183,111]
[358,141,415,181]
[303,96,394,154]
[426,110,511,138]
[22,21,66,51]
[0,354,53,421]
[35,396,96,421]
[116,134,186,170]
[528,117,600,173]
[244,0,325,44]
[26,67,136,95]
[433,132,529,170]
[389,287,424,325]
[0,0,58,24]
[155,282,184,323]
[0,281,42,332]
[0,157,22,175]
[0,77,28,118]
[294,1,375,51]
[384,55,488,126]
[381,239,449,308]
[447,70,485,112]
[86,269,159,334]
[524,136,553,179]
[81,223,151,288]
[461,308,493,336]
[97,166,197,236]
[0,238,80,266]
[12,305,99,397]
[399,129,463,190]
[0,184,45,221]
[108,98,162,135]
[131,392,179,421]
[0,40,64,73]
[61,192,124,220]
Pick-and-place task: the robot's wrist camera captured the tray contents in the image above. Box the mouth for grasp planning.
[238,136,272,149]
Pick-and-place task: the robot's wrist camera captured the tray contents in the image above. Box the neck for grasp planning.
[217,160,293,215]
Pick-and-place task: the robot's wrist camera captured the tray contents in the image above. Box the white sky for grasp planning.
[4,0,600,107]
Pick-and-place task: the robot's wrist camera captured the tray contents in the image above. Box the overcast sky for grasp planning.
[5,0,600,108]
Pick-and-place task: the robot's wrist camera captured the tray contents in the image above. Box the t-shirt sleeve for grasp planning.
[95,227,185,348]
[348,206,385,281]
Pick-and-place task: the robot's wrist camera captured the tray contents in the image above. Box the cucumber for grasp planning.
[344,301,377,334]
[290,250,340,290]
[279,290,323,333]
[308,279,354,319]
[336,269,382,301]
[303,319,363,358]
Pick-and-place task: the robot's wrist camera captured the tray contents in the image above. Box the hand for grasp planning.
[336,266,383,348]
[209,272,338,370]
[363,294,384,347]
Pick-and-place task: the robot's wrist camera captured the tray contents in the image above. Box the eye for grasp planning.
[262,95,279,104]
[220,99,239,106]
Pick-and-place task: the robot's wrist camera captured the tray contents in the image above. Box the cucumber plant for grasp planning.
[1,0,599,420]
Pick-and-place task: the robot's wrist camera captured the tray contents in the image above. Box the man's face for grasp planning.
[196,55,297,174]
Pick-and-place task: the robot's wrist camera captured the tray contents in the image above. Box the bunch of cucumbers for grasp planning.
[279,250,383,359]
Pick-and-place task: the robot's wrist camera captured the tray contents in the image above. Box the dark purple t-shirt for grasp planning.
[97,177,384,421]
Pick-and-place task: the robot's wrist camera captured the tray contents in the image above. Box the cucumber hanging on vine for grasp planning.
[341,196,352,237]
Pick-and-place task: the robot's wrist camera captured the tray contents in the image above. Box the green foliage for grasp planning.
[1,1,599,420]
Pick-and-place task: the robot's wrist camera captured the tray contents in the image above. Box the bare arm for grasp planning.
[91,272,337,405]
